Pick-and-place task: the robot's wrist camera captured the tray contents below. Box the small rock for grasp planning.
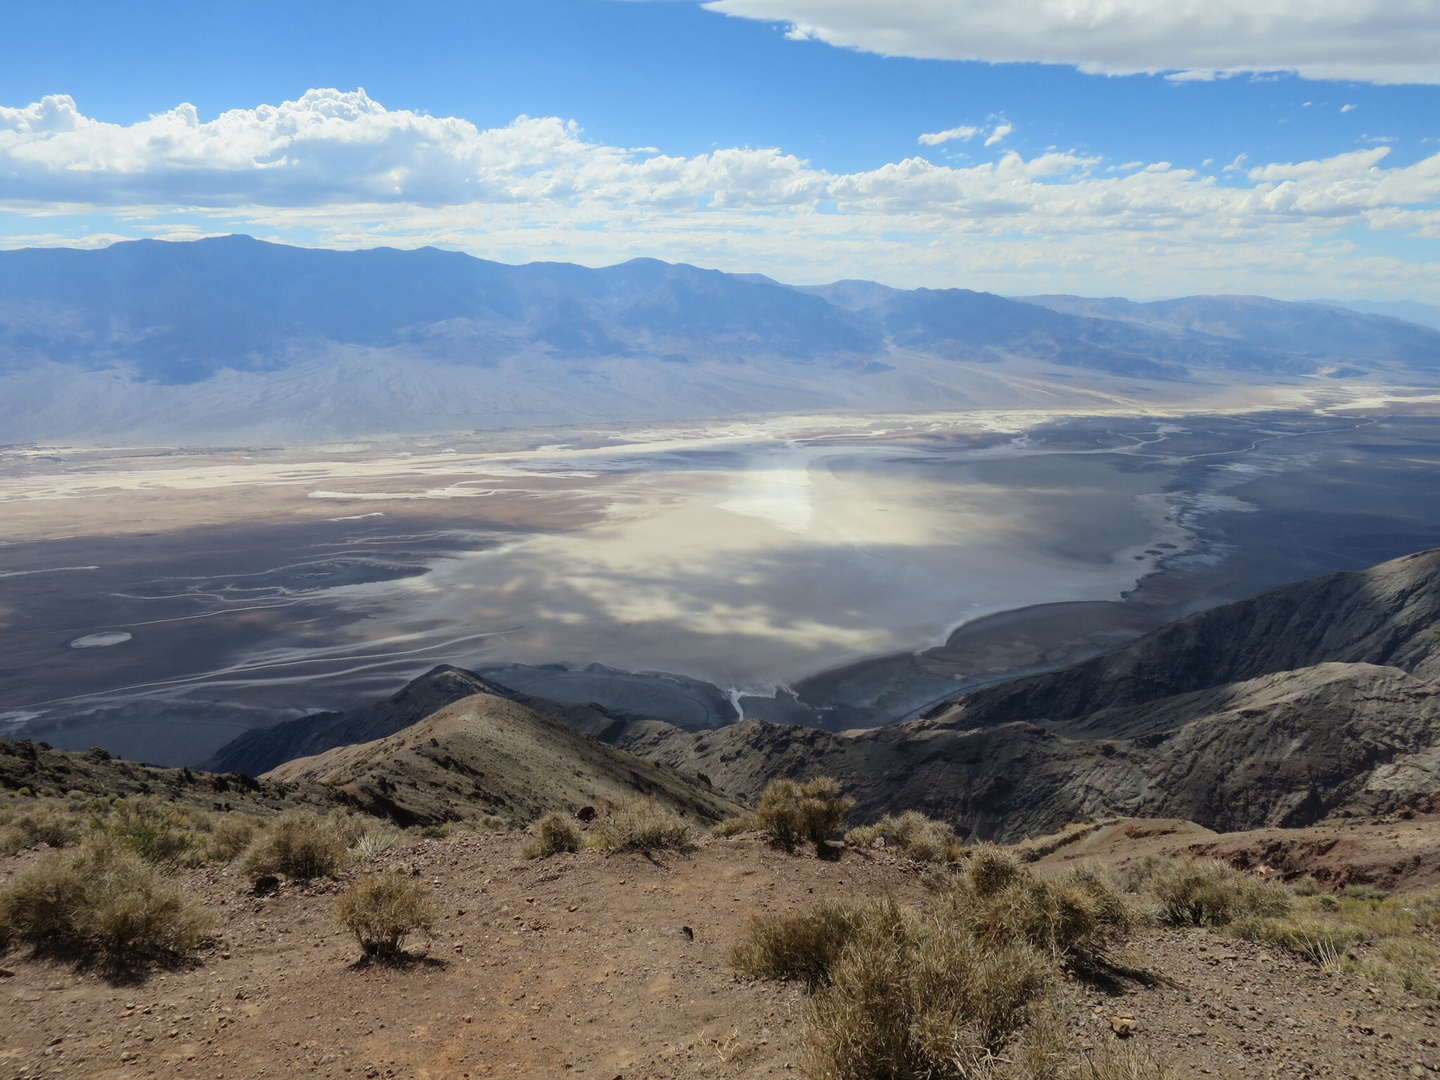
[1110,1017,1138,1038]
[680,926,694,941]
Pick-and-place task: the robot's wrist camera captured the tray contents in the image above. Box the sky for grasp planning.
[1,0,1439,300]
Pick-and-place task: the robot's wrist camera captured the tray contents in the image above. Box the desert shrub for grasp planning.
[206,814,259,863]
[586,798,692,854]
[945,860,1134,971]
[239,812,347,880]
[845,811,963,864]
[755,777,853,858]
[711,812,761,838]
[730,900,881,989]
[804,911,1054,1080]
[1079,1044,1175,1080]
[334,873,436,958]
[102,797,198,865]
[351,823,404,861]
[1229,914,1366,967]
[0,803,81,855]
[1359,935,1440,998]
[0,836,211,970]
[522,811,583,859]
[1148,859,1291,927]
[967,843,1027,898]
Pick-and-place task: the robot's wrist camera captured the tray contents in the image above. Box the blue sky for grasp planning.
[2,0,1439,300]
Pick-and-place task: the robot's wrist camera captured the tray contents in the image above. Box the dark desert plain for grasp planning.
[8,391,1440,766]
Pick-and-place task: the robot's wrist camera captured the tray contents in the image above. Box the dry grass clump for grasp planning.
[845,811,964,864]
[756,777,853,859]
[0,802,82,855]
[730,900,882,990]
[586,798,692,854]
[205,813,260,863]
[711,812,761,838]
[239,812,348,881]
[804,911,1055,1080]
[1145,858,1291,926]
[1079,1043,1175,1080]
[0,836,211,971]
[942,848,1134,971]
[523,811,583,859]
[334,873,436,958]
[102,797,201,865]
[1228,914,1367,967]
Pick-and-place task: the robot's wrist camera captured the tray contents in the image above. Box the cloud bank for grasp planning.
[704,0,1440,85]
[2,89,1439,299]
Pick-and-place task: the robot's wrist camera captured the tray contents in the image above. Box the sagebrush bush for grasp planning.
[804,910,1054,1080]
[523,811,583,859]
[239,812,347,880]
[730,900,881,989]
[1148,858,1291,927]
[334,873,436,958]
[586,798,691,854]
[846,811,963,864]
[755,777,853,858]
[0,836,211,970]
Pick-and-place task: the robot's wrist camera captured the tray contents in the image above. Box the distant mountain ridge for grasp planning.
[4,235,1438,443]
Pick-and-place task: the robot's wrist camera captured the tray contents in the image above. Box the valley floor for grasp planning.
[5,825,1440,1079]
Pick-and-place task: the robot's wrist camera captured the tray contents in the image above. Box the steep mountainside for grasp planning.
[618,549,1440,840]
[264,690,739,826]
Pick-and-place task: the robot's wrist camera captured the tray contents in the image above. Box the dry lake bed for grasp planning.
[6,403,1440,764]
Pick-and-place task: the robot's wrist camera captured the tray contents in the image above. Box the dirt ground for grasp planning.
[5,823,1440,1080]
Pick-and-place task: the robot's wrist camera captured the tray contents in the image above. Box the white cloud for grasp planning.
[983,123,1013,147]
[704,0,1440,85]
[2,90,1440,300]
[918,125,978,146]
[1342,103,1358,112]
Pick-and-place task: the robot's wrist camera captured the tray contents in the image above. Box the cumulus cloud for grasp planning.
[703,0,1440,85]
[919,125,979,146]
[2,89,1439,299]
[983,123,1013,147]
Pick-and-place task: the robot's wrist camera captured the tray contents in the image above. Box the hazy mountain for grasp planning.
[1315,299,1440,333]
[4,236,1439,444]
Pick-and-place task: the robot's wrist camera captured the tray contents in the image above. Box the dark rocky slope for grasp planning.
[203,665,629,777]
[618,549,1440,840]
[264,690,740,827]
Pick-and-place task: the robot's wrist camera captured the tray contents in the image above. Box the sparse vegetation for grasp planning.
[711,812,761,838]
[523,811,583,859]
[755,777,853,859]
[1079,1043,1175,1080]
[586,798,692,854]
[0,835,212,971]
[845,810,964,864]
[730,900,878,989]
[1144,858,1292,927]
[804,909,1055,1080]
[334,873,436,958]
[206,813,260,862]
[102,796,200,865]
[239,812,348,880]
[941,849,1134,971]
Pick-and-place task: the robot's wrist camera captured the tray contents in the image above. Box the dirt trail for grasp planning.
[5,826,1440,1079]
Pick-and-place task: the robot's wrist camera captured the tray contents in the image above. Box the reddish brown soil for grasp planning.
[4,822,1440,1080]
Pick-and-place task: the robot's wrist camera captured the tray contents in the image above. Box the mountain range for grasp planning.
[4,236,1439,443]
